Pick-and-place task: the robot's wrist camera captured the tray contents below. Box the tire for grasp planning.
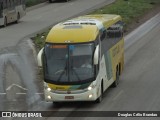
[49,0,53,3]
[3,17,7,27]
[53,102,61,106]
[16,13,20,24]
[112,71,119,87]
[95,83,103,103]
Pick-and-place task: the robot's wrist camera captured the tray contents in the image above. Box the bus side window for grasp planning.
[12,0,15,6]
[106,21,123,40]
[4,0,7,9]
[7,0,11,8]
[11,0,14,9]
[0,2,2,10]
[0,2,2,17]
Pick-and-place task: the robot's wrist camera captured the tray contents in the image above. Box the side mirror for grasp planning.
[93,45,99,65]
[37,48,44,67]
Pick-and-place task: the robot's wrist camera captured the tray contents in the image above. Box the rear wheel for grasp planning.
[112,71,119,87]
[3,17,7,27]
[16,13,20,23]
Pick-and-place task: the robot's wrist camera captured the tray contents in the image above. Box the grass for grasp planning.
[32,32,48,51]
[92,0,160,31]
[26,0,47,7]
[32,0,160,51]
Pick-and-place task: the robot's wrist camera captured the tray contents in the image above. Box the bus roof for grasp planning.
[46,14,122,43]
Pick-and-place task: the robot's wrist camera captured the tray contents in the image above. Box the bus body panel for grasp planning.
[45,84,98,102]
[0,18,3,25]
[109,39,124,81]
[16,4,26,19]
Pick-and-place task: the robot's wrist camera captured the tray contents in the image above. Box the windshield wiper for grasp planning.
[71,67,81,81]
[57,60,67,82]
[71,59,81,81]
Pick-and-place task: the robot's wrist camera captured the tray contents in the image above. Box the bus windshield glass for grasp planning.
[44,43,95,85]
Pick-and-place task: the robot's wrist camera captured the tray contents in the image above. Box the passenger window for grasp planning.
[0,2,2,18]
[0,2,2,10]
[106,21,123,39]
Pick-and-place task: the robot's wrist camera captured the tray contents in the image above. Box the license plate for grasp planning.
[65,96,74,99]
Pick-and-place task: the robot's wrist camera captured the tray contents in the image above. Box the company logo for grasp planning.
[67,90,71,94]
[2,112,11,117]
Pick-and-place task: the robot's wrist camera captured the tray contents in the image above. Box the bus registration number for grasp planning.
[65,96,74,99]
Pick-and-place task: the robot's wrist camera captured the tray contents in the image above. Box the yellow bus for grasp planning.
[37,14,124,104]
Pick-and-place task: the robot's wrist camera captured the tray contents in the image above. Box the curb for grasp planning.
[124,12,160,49]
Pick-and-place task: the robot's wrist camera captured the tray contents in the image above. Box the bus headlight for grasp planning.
[88,86,92,91]
[88,94,93,98]
[44,82,52,92]
[47,88,51,92]
[88,81,97,91]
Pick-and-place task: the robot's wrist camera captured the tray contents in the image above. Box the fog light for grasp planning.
[89,94,93,98]
[47,88,51,92]
[47,96,51,99]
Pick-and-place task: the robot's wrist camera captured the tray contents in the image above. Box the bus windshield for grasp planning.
[44,43,95,85]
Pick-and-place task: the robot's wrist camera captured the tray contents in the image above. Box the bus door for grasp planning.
[101,29,113,81]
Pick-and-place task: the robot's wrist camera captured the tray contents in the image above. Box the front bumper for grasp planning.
[44,87,98,102]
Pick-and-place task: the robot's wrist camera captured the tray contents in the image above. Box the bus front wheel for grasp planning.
[49,0,53,3]
[16,13,20,23]
[53,102,61,106]
[95,82,103,103]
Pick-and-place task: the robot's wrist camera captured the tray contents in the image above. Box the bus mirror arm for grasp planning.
[93,45,99,65]
[37,48,44,67]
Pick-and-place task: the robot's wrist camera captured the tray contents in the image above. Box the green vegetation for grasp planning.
[32,0,160,50]
[26,0,46,7]
[93,0,160,30]
[32,32,48,51]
